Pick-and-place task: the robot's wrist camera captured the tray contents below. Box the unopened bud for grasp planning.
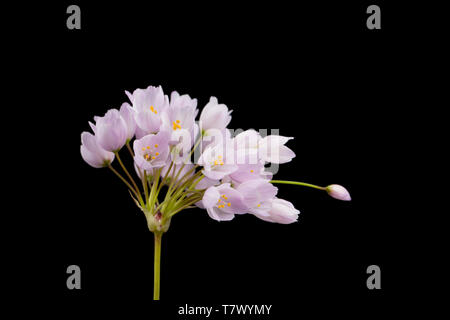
[326,184,351,201]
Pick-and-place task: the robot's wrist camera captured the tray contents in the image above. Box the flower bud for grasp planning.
[326,184,351,201]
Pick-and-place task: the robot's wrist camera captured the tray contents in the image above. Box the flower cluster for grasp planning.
[81,85,350,232]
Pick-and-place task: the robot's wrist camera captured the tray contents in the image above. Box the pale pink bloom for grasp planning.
[228,163,272,185]
[253,198,300,224]
[133,131,171,171]
[326,184,351,201]
[126,85,169,134]
[258,135,296,164]
[232,130,295,164]
[119,102,137,141]
[236,179,278,216]
[195,176,220,191]
[201,183,248,221]
[198,143,238,180]
[233,129,261,150]
[80,132,115,168]
[95,109,128,152]
[199,97,232,136]
[161,91,198,146]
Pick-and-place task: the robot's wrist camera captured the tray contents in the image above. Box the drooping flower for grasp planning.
[94,109,129,152]
[80,132,115,168]
[133,131,171,172]
[126,85,169,135]
[199,97,232,136]
[326,184,351,201]
[119,102,137,142]
[253,198,300,224]
[201,183,248,221]
[236,179,278,215]
[232,130,295,164]
[258,135,296,164]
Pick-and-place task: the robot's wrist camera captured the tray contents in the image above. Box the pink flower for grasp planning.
[161,91,198,145]
[201,184,248,221]
[198,143,238,180]
[119,102,137,141]
[126,85,169,134]
[94,109,128,152]
[133,131,171,171]
[326,184,351,201]
[254,198,300,224]
[258,135,296,164]
[80,132,115,168]
[236,179,278,216]
[199,97,232,136]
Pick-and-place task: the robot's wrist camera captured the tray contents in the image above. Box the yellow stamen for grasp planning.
[257,204,261,207]
[147,146,151,149]
[155,152,159,156]
[142,147,146,151]
[227,203,231,207]
[250,170,254,173]
[152,156,156,160]
[154,144,158,148]
[176,120,180,124]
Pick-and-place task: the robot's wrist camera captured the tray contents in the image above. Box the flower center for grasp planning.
[212,155,224,166]
[172,119,181,130]
[217,194,231,208]
[141,144,159,161]
[150,105,158,114]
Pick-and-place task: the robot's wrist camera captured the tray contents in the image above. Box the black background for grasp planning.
[7,0,436,317]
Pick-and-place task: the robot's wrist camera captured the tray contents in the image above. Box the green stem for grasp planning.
[270,180,326,190]
[108,165,140,199]
[115,151,142,201]
[142,170,149,205]
[153,232,162,300]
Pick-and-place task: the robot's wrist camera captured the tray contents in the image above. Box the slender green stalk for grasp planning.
[270,180,326,190]
[188,137,202,158]
[108,165,140,199]
[142,170,149,205]
[126,141,134,157]
[153,232,162,300]
[115,151,142,201]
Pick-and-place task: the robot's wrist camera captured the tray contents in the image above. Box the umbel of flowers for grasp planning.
[81,85,351,300]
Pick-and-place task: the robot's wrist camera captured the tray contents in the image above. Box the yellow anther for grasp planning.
[142,147,146,151]
[154,144,158,148]
[214,160,218,165]
[227,203,231,207]
[257,204,261,207]
[250,169,254,173]
[222,195,227,199]
[155,152,159,156]
[152,156,156,160]
[172,121,182,130]
[147,146,151,149]
[218,155,222,159]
